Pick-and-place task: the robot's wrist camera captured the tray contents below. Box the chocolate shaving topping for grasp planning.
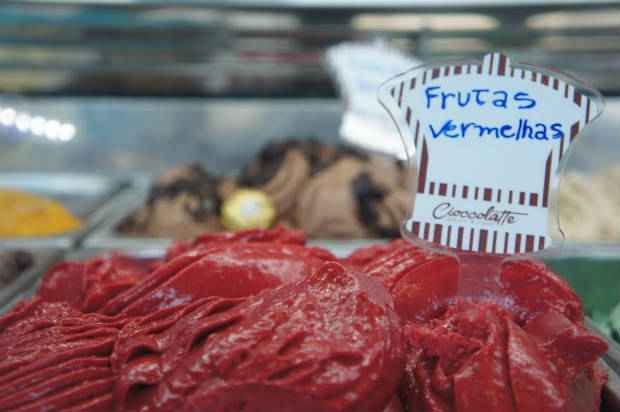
[145,163,222,220]
[120,164,222,231]
[239,139,369,187]
[352,173,400,238]
[120,140,410,239]
[352,173,383,230]
[239,141,290,187]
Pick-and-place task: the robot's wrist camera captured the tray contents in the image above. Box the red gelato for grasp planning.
[113,262,403,412]
[348,240,608,412]
[400,301,607,412]
[0,299,126,412]
[0,228,609,412]
[39,253,156,313]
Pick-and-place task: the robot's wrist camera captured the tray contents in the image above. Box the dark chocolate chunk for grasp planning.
[352,173,400,238]
[239,139,370,187]
[146,163,222,220]
[352,173,384,233]
[0,250,33,285]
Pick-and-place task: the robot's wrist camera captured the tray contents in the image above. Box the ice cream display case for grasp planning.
[1,0,620,411]
[1,83,620,410]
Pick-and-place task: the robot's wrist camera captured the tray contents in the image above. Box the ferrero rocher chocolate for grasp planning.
[221,189,276,230]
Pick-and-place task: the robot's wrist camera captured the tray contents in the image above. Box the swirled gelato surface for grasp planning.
[0,227,609,412]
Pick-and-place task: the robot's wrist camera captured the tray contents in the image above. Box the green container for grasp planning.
[545,255,620,341]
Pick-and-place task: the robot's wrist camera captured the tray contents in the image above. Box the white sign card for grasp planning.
[378,52,603,254]
[326,42,422,159]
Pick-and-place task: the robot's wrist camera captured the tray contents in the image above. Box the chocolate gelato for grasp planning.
[239,142,311,217]
[120,139,416,239]
[296,154,413,238]
[235,139,415,238]
[119,163,223,239]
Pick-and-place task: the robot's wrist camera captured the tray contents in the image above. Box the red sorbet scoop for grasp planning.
[112,262,404,412]
[38,253,155,313]
[100,242,336,316]
[361,240,459,322]
[401,300,607,412]
[350,240,608,412]
[166,225,308,260]
[0,298,128,412]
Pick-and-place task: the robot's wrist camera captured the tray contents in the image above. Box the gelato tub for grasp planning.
[0,173,132,247]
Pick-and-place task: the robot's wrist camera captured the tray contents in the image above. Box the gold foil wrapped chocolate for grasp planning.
[222,189,276,230]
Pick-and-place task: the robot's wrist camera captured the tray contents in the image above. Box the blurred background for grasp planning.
[1,0,619,97]
[0,1,619,339]
[0,0,619,174]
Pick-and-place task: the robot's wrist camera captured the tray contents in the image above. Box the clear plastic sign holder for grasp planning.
[326,41,423,159]
[378,52,605,285]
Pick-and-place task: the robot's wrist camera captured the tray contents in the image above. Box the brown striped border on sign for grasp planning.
[417,140,429,194]
[407,221,544,253]
[439,183,448,196]
[484,188,492,201]
[416,181,518,206]
[433,224,443,243]
[479,230,488,252]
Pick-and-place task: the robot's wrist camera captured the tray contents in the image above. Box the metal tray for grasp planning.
[0,172,135,247]
[81,176,169,249]
[0,245,64,310]
[67,245,166,262]
[85,187,390,253]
